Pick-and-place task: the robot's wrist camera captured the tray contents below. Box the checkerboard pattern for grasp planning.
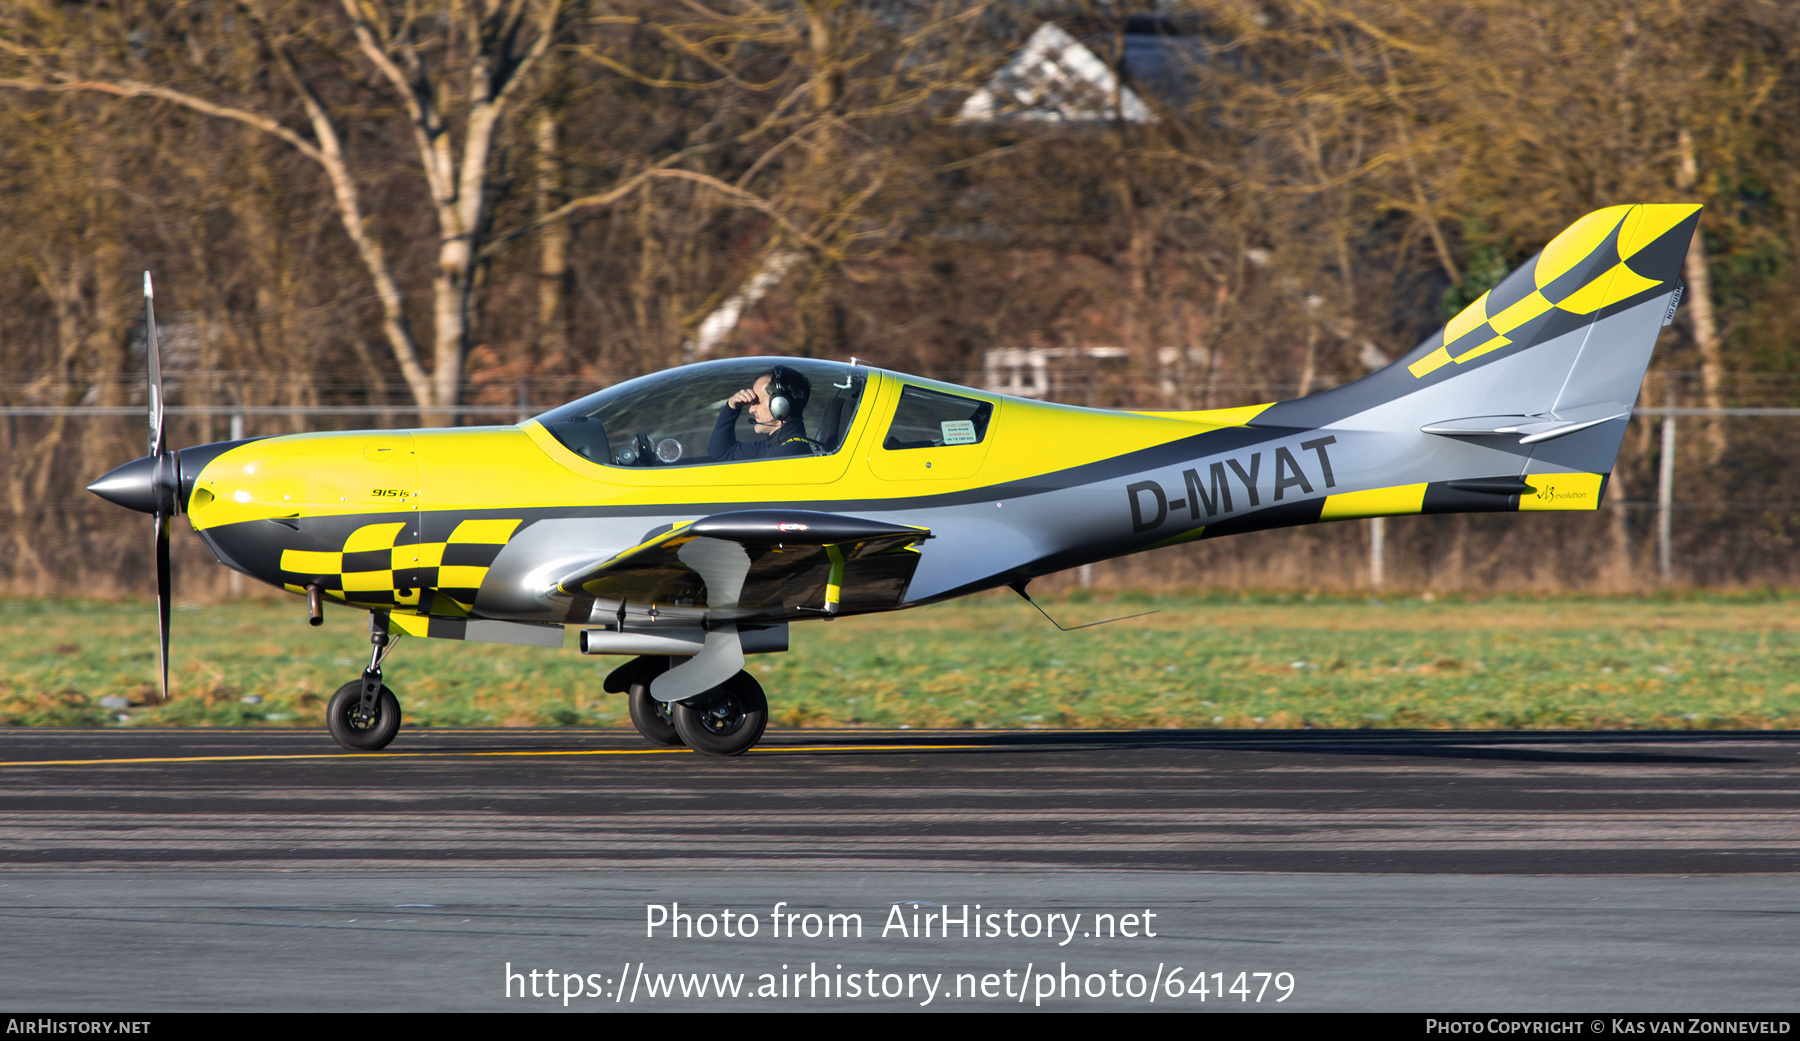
[1409,204,1691,379]
[280,518,522,614]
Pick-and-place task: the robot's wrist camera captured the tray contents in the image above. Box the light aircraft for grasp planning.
[89,203,1700,755]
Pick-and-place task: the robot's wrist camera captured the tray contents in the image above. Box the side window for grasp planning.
[883,386,993,450]
[808,372,866,453]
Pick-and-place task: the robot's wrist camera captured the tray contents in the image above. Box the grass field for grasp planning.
[4,591,1800,731]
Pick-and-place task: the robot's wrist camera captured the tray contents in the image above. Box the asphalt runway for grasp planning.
[1,727,1796,1011]
[1,727,1796,872]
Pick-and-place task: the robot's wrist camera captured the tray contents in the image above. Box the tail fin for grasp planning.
[1405,203,1698,400]
[1264,203,1699,514]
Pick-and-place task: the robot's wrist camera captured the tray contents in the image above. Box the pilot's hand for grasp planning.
[728,387,758,408]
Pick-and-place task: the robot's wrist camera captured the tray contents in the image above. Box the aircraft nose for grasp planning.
[88,455,162,513]
[89,438,269,515]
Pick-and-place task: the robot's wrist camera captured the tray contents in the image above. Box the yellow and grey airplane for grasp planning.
[90,203,1700,755]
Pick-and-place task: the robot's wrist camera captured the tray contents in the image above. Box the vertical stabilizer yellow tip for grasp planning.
[1534,205,1632,290]
[1619,204,1704,261]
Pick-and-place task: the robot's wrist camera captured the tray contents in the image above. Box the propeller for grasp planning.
[146,273,174,702]
[87,273,179,701]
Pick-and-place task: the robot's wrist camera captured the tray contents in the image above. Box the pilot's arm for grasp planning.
[710,388,810,461]
[709,388,767,461]
[709,399,747,460]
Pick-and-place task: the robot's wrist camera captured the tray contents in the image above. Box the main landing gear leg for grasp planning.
[327,613,402,751]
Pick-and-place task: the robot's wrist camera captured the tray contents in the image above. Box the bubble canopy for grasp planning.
[531,358,868,468]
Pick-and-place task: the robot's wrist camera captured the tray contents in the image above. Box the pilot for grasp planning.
[709,366,815,461]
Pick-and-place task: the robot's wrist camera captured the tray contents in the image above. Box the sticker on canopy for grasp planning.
[940,420,978,445]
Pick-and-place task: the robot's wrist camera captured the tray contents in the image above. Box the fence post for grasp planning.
[1658,413,1676,583]
[1369,516,1385,590]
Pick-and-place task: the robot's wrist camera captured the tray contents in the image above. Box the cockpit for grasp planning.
[533,358,868,468]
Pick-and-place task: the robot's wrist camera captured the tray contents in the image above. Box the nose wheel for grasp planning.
[327,678,400,750]
[326,614,402,751]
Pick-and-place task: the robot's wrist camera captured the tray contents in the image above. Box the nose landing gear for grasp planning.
[327,614,402,751]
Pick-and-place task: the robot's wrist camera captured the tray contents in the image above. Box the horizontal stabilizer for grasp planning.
[1422,401,1630,445]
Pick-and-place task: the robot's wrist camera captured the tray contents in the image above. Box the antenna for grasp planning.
[1008,581,1158,631]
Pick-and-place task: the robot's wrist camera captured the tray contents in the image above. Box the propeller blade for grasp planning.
[154,507,171,702]
[146,272,174,701]
[145,272,164,458]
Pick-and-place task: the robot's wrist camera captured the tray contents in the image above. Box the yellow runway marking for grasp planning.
[757,744,979,754]
[0,743,985,768]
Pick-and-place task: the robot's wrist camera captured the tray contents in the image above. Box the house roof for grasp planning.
[956,20,1210,125]
[956,23,1153,124]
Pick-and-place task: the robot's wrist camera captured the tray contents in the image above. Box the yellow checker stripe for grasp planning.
[428,590,471,616]
[1412,204,1696,381]
[274,519,518,612]
[449,519,522,543]
[342,570,395,592]
[280,549,341,574]
[1443,290,1491,346]
[1534,206,1631,290]
[437,565,491,589]
[385,614,435,638]
[1619,205,1699,261]
[1450,333,1511,364]
[1555,262,1664,316]
[344,522,407,552]
[1486,290,1553,334]
[1408,346,1453,378]
[1319,483,1427,521]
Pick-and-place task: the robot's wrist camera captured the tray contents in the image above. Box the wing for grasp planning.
[555,510,930,618]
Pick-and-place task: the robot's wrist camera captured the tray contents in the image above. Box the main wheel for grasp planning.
[671,671,768,756]
[326,680,401,751]
[628,681,684,746]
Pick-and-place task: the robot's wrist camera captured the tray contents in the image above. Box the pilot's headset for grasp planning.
[765,365,801,421]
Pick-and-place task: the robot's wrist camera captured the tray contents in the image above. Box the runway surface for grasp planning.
[0,727,1796,873]
[2,869,1794,1012]
[2,728,1796,1011]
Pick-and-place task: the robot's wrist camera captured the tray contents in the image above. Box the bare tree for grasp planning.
[2,0,567,418]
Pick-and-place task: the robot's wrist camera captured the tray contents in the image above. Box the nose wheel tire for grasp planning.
[326,681,401,751]
[628,682,685,747]
[671,671,768,756]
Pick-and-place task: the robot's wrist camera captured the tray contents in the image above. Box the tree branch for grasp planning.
[0,76,324,165]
